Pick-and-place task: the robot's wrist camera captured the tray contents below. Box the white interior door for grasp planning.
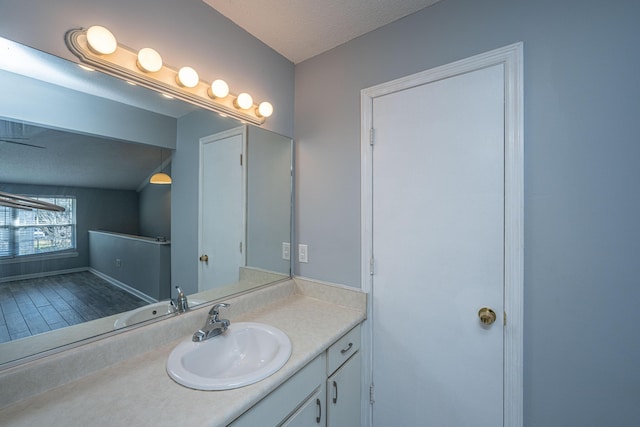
[370,64,505,426]
[199,127,246,291]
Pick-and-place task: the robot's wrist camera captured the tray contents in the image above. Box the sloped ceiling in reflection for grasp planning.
[0,118,166,191]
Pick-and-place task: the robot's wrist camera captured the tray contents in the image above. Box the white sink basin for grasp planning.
[114,300,204,329]
[166,322,292,390]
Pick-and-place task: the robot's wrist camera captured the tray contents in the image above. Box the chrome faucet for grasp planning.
[171,286,189,313]
[192,303,230,342]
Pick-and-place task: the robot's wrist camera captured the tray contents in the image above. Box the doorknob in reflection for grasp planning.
[478,307,497,326]
[199,254,209,262]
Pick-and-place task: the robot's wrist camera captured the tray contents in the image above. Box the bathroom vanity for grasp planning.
[0,278,366,427]
[231,324,361,426]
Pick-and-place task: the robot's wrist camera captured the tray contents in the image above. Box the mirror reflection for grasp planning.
[0,37,292,367]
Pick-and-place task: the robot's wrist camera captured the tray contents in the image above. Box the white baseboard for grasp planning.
[88,268,157,304]
[0,267,87,283]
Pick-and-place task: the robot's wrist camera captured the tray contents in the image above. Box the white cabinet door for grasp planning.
[281,387,325,427]
[327,351,361,426]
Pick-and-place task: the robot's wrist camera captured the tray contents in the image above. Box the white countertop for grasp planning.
[0,278,366,427]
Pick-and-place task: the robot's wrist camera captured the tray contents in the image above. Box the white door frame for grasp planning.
[360,43,524,426]
[198,125,248,291]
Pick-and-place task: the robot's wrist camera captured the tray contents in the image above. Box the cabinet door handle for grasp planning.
[332,380,338,404]
[340,342,353,354]
[316,398,322,423]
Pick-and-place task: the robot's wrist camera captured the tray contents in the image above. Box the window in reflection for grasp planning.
[0,196,76,259]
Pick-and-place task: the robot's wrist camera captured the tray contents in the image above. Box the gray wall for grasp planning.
[0,183,139,278]
[246,126,292,274]
[294,0,640,425]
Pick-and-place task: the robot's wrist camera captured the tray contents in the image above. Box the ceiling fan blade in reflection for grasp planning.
[0,191,65,211]
[0,138,47,149]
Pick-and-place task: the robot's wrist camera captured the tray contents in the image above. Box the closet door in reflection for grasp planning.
[199,126,247,290]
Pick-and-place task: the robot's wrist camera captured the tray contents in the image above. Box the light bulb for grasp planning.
[208,79,229,98]
[234,93,253,110]
[176,66,199,88]
[137,48,163,73]
[86,26,117,55]
[257,102,274,118]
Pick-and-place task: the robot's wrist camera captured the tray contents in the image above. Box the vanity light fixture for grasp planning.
[234,92,253,110]
[85,25,118,55]
[137,47,163,73]
[176,66,199,88]
[208,79,229,98]
[65,26,273,125]
[257,101,274,118]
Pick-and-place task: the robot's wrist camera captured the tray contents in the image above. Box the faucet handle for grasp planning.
[209,303,230,322]
[175,286,185,299]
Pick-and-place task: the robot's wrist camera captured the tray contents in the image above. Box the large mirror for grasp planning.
[0,37,292,367]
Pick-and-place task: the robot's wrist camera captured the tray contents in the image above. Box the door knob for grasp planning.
[478,307,497,325]
[199,254,209,262]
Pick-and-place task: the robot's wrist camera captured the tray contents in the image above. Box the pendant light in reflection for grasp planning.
[150,149,172,185]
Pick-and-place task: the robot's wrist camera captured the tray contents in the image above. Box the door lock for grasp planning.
[199,254,209,262]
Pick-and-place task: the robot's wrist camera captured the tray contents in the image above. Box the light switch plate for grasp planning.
[298,244,308,263]
[282,242,290,260]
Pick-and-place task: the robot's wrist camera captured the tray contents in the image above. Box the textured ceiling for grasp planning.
[202,0,441,64]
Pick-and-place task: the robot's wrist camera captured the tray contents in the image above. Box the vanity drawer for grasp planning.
[327,325,360,375]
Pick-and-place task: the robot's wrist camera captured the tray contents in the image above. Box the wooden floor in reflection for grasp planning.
[0,271,147,343]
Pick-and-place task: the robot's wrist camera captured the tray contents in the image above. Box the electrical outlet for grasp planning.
[298,244,308,263]
[282,242,290,260]
[115,258,122,268]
